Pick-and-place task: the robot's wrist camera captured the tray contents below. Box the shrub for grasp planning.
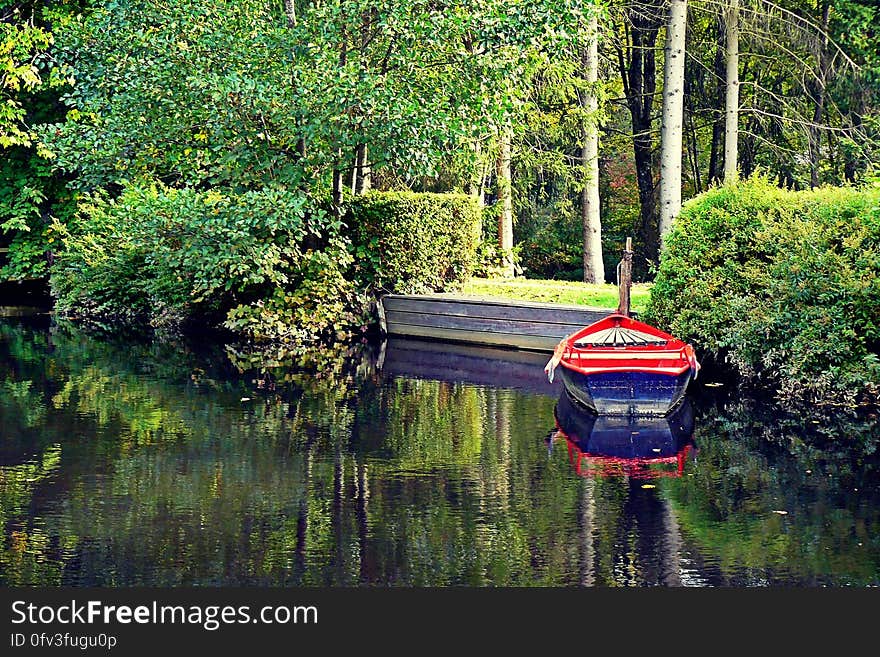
[348,191,481,293]
[516,202,583,280]
[224,240,371,343]
[1,149,74,282]
[51,182,370,342]
[646,178,880,408]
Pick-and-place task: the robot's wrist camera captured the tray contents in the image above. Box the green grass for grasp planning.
[459,277,652,313]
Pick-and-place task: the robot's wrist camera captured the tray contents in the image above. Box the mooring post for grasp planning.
[617,237,633,317]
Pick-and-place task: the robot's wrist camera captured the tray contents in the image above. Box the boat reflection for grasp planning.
[552,392,696,479]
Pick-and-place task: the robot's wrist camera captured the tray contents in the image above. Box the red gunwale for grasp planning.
[558,313,692,376]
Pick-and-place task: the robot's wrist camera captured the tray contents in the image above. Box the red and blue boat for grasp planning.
[544,239,699,417]
[545,313,699,416]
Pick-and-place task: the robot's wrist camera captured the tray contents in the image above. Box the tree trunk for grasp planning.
[353,143,370,194]
[659,0,688,244]
[808,1,831,189]
[707,16,726,185]
[843,113,862,183]
[332,166,343,212]
[496,124,514,277]
[617,0,664,276]
[686,91,702,193]
[723,0,740,185]
[469,140,485,203]
[283,0,297,27]
[633,129,657,273]
[581,13,604,284]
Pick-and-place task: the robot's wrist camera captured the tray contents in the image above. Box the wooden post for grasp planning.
[617,237,633,317]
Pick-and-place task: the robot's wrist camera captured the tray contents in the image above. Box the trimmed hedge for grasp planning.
[646,179,880,409]
[348,191,482,294]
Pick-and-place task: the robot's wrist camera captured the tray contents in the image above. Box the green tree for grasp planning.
[0,1,79,281]
[42,1,587,200]
[0,1,50,148]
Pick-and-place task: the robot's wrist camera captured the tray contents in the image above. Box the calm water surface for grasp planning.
[1,316,879,586]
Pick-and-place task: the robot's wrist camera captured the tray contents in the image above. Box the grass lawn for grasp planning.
[459,277,652,313]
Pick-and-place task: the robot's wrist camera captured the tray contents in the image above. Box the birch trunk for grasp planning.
[659,0,688,244]
[353,143,370,194]
[469,140,485,204]
[283,0,296,27]
[496,124,514,278]
[724,0,739,185]
[581,12,604,284]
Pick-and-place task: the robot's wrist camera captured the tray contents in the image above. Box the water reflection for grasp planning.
[552,393,696,479]
[0,322,879,586]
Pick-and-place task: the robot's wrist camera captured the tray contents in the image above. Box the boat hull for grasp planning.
[553,392,695,478]
[560,365,691,417]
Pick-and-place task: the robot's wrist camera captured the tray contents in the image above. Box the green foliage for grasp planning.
[0,3,78,282]
[40,0,588,194]
[224,242,371,343]
[41,0,300,190]
[516,199,583,280]
[647,178,880,408]
[1,146,75,280]
[51,182,368,342]
[348,191,482,294]
[0,2,52,148]
[473,202,522,277]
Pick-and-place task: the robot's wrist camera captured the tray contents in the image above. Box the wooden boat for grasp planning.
[552,392,695,479]
[544,239,699,417]
[545,313,698,416]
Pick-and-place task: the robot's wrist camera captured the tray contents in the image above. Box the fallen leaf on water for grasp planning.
[641,484,656,489]
[772,510,788,515]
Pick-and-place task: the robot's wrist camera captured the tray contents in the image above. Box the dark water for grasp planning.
[1,316,879,587]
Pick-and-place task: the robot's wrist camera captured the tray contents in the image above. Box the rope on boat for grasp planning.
[544,335,571,383]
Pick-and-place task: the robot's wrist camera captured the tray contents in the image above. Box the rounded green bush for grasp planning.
[646,178,880,409]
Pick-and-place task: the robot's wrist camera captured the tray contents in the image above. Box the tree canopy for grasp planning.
[1,0,878,285]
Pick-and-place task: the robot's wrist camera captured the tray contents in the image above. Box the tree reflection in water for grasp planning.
[1,319,879,586]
